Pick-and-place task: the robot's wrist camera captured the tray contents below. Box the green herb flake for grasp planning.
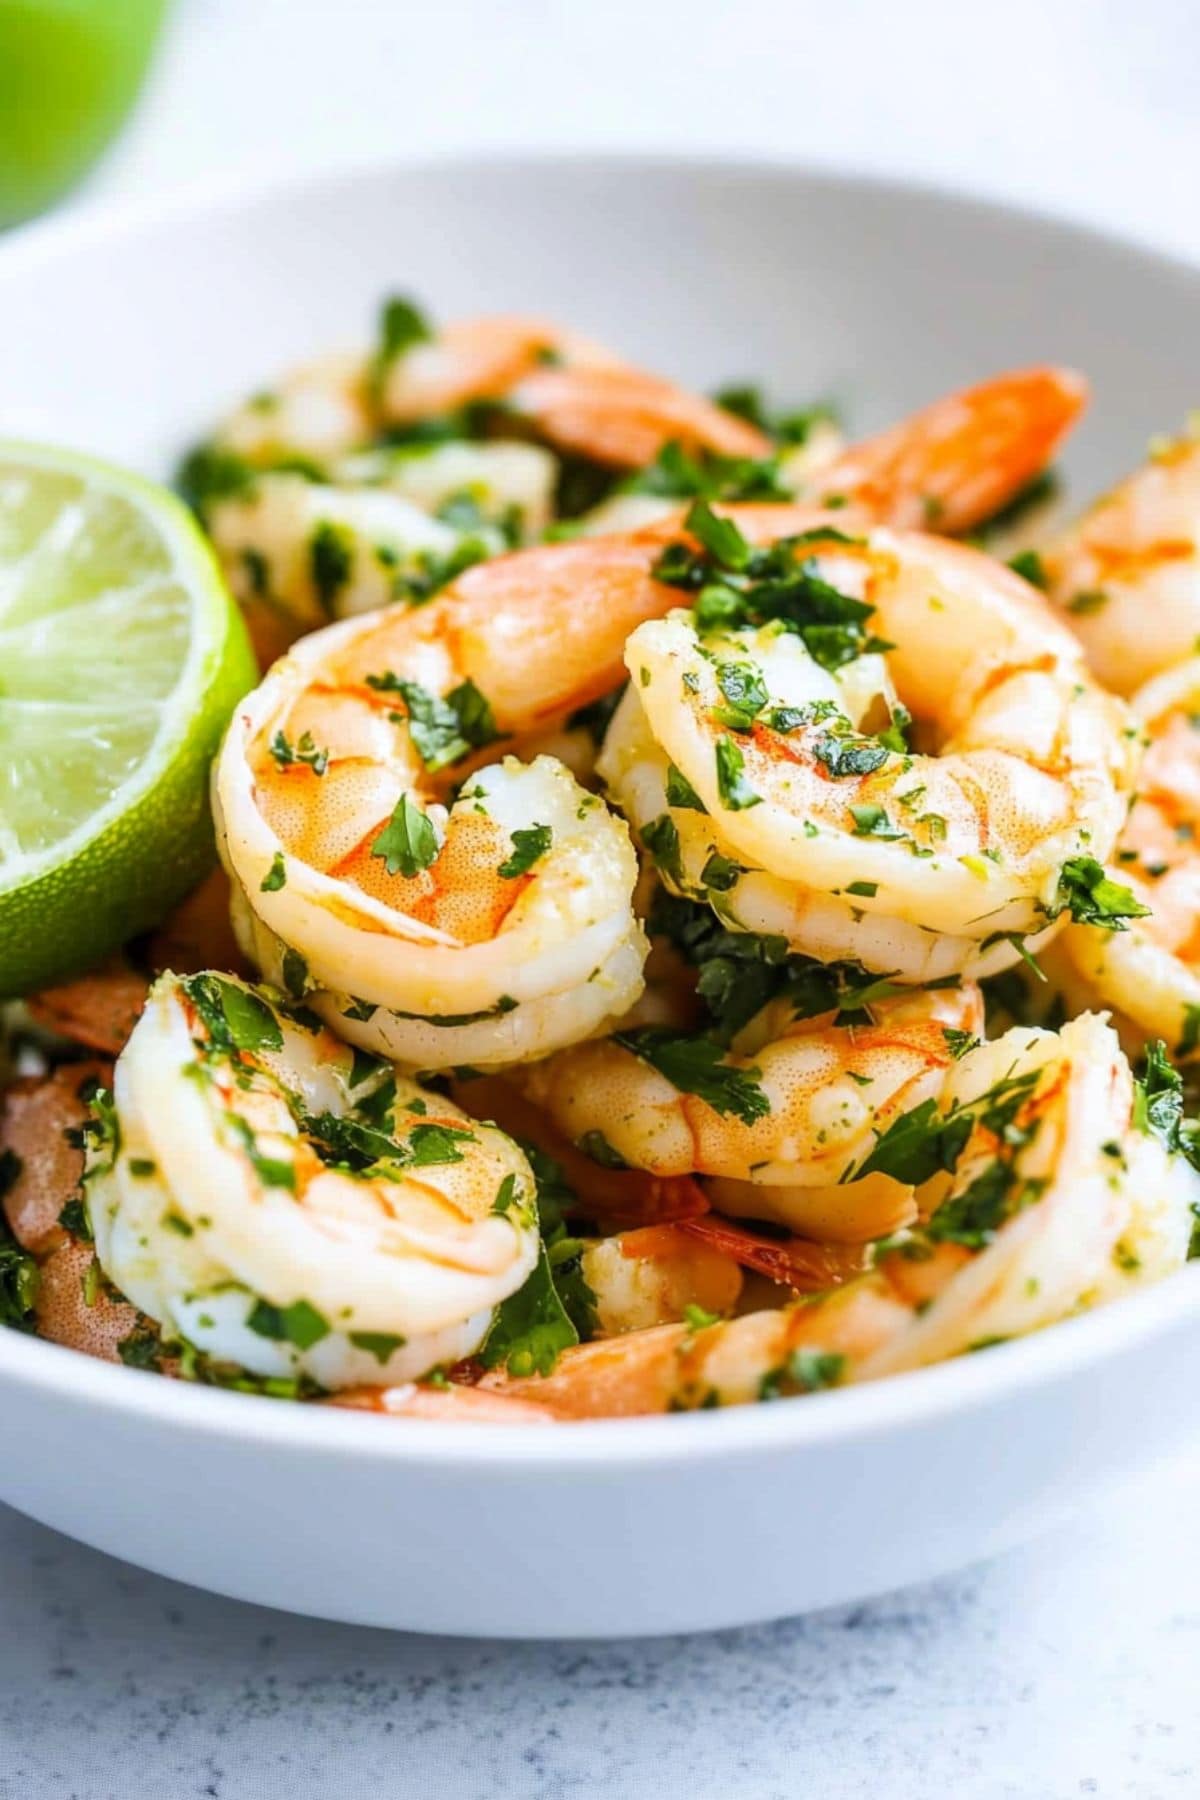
[714,737,761,811]
[1051,856,1151,930]
[371,793,440,878]
[261,852,287,893]
[348,1330,407,1364]
[498,822,552,879]
[182,974,284,1055]
[614,1028,770,1124]
[246,1296,331,1351]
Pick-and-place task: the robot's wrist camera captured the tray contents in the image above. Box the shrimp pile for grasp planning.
[4,294,1199,1424]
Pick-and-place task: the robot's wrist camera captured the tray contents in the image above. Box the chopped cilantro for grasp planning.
[246,1297,331,1351]
[261,852,287,893]
[367,672,499,770]
[759,1348,845,1401]
[369,293,433,398]
[613,1028,770,1124]
[371,793,439,878]
[1050,856,1150,930]
[309,520,354,614]
[713,660,769,730]
[498,823,552,879]
[652,499,881,673]
[665,762,706,812]
[1008,549,1047,589]
[406,1121,475,1166]
[269,729,328,775]
[813,732,890,778]
[641,814,684,885]
[479,1242,579,1377]
[711,385,839,446]
[714,736,761,810]
[348,1330,407,1364]
[182,973,283,1054]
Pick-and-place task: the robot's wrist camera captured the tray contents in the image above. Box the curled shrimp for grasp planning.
[84,972,540,1389]
[483,1015,1197,1415]
[213,554,657,1067]
[214,308,769,475]
[207,473,506,639]
[580,1225,743,1335]
[1043,429,1200,695]
[798,365,1086,535]
[518,983,982,1238]
[615,512,1138,961]
[599,665,1063,984]
[1061,655,1200,1056]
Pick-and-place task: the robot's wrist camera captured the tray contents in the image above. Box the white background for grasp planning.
[5,2,1200,1795]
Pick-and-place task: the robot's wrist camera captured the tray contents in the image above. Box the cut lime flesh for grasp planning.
[0,442,256,998]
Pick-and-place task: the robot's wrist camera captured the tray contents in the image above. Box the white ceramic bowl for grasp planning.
[2,155,1200,1638]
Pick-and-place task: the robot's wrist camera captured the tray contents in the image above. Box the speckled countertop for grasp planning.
[6,4,1200,1794]
[3,1461,1199,1800]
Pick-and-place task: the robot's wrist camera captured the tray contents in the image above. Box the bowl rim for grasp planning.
[2,146,1200,1471]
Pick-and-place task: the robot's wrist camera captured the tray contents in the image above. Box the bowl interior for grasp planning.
[1,154,1198,498]
[2,154,1200,1466]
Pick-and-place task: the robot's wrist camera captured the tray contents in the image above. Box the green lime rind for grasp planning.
[0,442,256,998]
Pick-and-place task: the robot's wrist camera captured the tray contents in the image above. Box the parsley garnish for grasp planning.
[1050,856,1150,930]
[367,672,500,770]
[641,814,684,886]
[348,1330,407,1364]
[711,386,839,446]
[713,660,770,730]
[371,794,439,877]
[613,1028,770,1124]
[246,1297,331,1351]
[498,823,552,879]
[622,438,791,504]
[261,852,287,893]
[269,730,328,775]
[369,293,433,399]
[181,974,284,1054]
[759,1348,845,1401]
[665,762,706,812]
[310,520,354,614]
[654,499,883,673]
[714,736,761,810]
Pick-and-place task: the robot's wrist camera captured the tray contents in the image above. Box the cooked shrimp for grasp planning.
[600,667,1063,985]
[1043,430,1200,695]
[217,352,372,465]
[1061,655,1200,1055]
[619,516,1139,954]
[518,983,981,1228]
[206,473,501,635]
[798,366,1087,536]
[332,440,558,540]
[216,307,769,478]
[213,540,673,1069]
[485,1015,1198,1414]
[85,972,540,1388]
[580,1224,743,1334]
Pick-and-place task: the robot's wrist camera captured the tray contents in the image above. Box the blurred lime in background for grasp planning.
[0,0,170,227]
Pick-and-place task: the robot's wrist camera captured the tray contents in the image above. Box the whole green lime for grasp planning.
[0,0,169,228]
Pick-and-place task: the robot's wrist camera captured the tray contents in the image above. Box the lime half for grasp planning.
[0,441,256,997]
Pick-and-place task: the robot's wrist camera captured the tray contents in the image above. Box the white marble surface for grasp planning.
[3,1462,1200,1800]
[5,2,1200,1794]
